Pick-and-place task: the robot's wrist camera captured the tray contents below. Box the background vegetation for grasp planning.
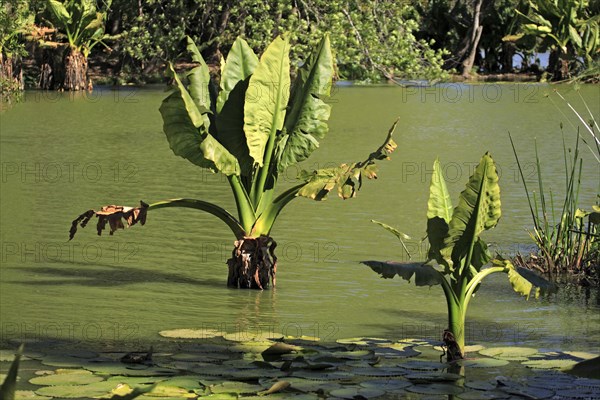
[1,0,598,93]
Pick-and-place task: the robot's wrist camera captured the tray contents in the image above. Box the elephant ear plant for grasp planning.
[69,35,398,289]
[363,153,555,361]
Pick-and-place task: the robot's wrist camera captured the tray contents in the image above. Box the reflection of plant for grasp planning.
[70,35,397,289]
[364,154,555,359]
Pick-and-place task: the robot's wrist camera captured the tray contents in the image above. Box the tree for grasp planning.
[506,0,600,80]
[0,0,33,98]
[69,35,398,289]
[37,0,115,90]
[114,0,448,83]
[364,154,555,358]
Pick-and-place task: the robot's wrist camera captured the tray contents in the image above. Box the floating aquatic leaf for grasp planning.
[412,345,444,359]
[352,367,407,377]
[374,345,420,358]
[336,337,391,346]
[29,369,104,386]
[159,329,225,339]
[143,384,197,398]
[329,387,386,399]
[223,332,283,342]
[106,376,166,386]
[464,380,497,390]
[405,383,464,395]
[330,350,374,360]
[554,387,600,399]
[84,362,177,377]
[14,391,52,400]
[460,358,510,368]
[458,390,511,399]
[359,379,412,390]
[479,347,538,360]
[405,372,463,383]
[496,381,554,398]
[463,345,485,353]
[522,359,579,370]
[209,381,262,394]
[40,355,86,368]
[291,371,354,381]
[399,360,445,371]
[283,377,343,393]
[35,381,119,398]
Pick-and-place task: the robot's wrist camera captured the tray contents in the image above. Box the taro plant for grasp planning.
[39,0,115,90]
[70,34,397,289]
[363,153,555,360]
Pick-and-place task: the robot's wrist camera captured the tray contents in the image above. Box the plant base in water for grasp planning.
[227,236,277,290]
[63,48,90,91]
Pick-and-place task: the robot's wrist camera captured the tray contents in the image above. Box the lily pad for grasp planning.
[399,360,445,371]
[359,379,412,390]
[331,350,374,360]
[352,367,407,377]
[284,377,343,393]
[406,383,464,395]
[329,387,386,399]
[208,381,262,394]
[29,369,104,386]
[458,390,511,399]
[522,359,579,369]
[336,337,391,346]
[460,357,510,368]
[464,380,497,391]
[405,372,463,383]
[479,347,538,360]
[35,380,119,398]
[496,381,554,398]
[40,355,86,368]
[159,329,225,339]
[14,391,52,400]
[223,332,283,342]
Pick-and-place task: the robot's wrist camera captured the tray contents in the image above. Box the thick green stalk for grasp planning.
[228,175,256,233]
[439,274,465,351]
[148,198,246,239]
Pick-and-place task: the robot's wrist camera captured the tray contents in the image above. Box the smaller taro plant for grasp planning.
[69,34,397,289]
[363,153,556,361]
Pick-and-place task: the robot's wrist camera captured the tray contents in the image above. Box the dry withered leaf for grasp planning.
[69,201,148,240]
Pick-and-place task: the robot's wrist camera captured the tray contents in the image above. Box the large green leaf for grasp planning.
[297,119,398,200]
[427,159,453,222]
[217,37,258,113]
[275,35,334,171]
[362,260,444,287]
[159,71,240,176]
[493,258,557,299]
[244,36,291,166]
[441,153,501,273]
[426,158,453,265]
[47,0,71,25]
[185,37,212,128]
[215,37,258,177]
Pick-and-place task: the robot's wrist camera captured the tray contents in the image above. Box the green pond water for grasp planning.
[0,84,599,354]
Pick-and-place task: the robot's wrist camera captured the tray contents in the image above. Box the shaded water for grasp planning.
[0,84,598,352]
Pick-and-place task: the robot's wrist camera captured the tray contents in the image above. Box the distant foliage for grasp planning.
[115,0,448,82]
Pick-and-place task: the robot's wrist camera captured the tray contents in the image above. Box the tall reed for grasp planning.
[510,90,599,283]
